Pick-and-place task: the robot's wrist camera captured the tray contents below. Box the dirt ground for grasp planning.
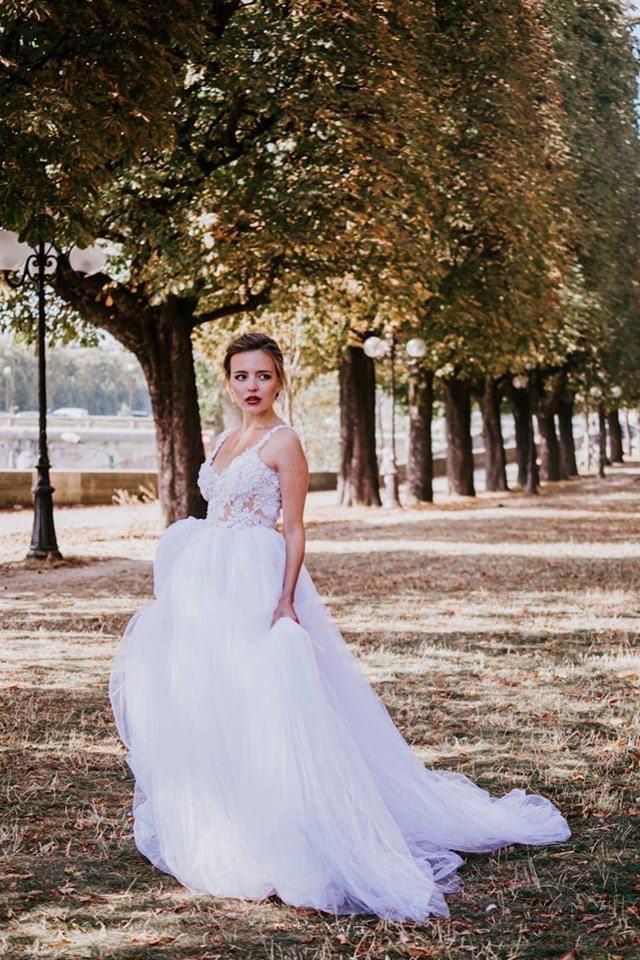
[1,471,639,959]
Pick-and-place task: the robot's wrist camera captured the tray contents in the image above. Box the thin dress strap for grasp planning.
[256,423,295,451]
[209,429,232,464]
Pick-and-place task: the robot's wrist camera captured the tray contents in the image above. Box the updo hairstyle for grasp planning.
[223,331,287,395]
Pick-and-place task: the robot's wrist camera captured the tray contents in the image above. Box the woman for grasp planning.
[110,330,570,921]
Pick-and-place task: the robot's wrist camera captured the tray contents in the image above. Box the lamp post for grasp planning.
[0,230,105,558]
[2,365,12,413]
[364,331,427,508]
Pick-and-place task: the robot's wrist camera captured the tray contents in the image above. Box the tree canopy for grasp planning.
[0,0,208,242]
[1,0,639,515]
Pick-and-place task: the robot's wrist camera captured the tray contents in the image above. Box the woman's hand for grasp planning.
[271,595,299,627]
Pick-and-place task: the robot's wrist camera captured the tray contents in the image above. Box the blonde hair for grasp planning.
[223,332,287,392]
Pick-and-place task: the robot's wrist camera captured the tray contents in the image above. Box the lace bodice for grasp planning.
[197,423,295,529]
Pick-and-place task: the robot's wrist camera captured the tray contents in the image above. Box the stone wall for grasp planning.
[0,449,517,508]
[0,470,158,508]
[0,469,338,508]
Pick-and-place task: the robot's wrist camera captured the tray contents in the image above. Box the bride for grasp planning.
[110,330,570,921]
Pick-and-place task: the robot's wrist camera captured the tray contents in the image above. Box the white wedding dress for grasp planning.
[110,423,571,921]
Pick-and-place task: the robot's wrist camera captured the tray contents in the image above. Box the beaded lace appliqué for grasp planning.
[197,424,295,529]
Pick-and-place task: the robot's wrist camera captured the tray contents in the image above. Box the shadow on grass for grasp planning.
[307,511,640,545]
[2,472,640,957]
[3,659,639,958]
[307,550,640,603]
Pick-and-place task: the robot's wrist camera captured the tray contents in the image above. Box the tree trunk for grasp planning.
[525,392,539,494]
[444,378,475,496]
[607,409,624,463]
[137,300,206,525]
[536,411,566,481]
[480,376,508,492]
[530,369,570,483]
[53,267,206,525]
[598,404,607,478]
[338,345,381,506]
[509,387,530,488]
[407,367,434,503]
[558,395,579,477]
[624,409,633,457]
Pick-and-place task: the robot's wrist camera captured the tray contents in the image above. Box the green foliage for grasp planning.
[0,282,100,346]
[0,0,208,243]
[0,339,149,414]
[1,0,639,411]
[543,0,640,400]
[93,1,440,315]
[193,353,224,428]
[372,1,578,382]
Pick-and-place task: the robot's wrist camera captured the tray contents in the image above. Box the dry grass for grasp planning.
[1,469,639,960]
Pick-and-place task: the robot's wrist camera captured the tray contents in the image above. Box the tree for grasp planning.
[543,1,640,418]
[443,378,475,497]
[406,366,434,503]
[507,381,540,494]
[558,392,579,477]
[479,377,508,492]
[0,0,208,240]
[413,0,574,496]
[6,1,443,522]
[607,409,624,463]
[0,339,150,414]
[4,0,639,521]
[338,343,381,507]
[532,368,569,483]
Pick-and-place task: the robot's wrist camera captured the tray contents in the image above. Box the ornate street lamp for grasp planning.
[364,331,427,508]
[2,365,13,413]
[609,385,632,456]
[0,230,105,558]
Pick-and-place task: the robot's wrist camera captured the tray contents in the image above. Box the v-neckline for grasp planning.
[210,424,283,477]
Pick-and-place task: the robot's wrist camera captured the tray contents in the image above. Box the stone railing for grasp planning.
[0,468,339,508]
[0,448,517,509]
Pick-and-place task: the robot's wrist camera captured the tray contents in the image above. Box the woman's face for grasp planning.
[228,349,280,413]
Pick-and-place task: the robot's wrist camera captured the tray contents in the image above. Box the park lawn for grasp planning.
[1,471,639,960]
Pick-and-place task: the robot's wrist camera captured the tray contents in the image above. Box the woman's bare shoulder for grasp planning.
[263,424,306,467]
[271,425,303,449]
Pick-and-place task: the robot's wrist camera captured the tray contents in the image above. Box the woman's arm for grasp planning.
[267,430,309,625]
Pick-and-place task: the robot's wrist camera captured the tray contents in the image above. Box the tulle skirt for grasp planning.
[109,517,571,921]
